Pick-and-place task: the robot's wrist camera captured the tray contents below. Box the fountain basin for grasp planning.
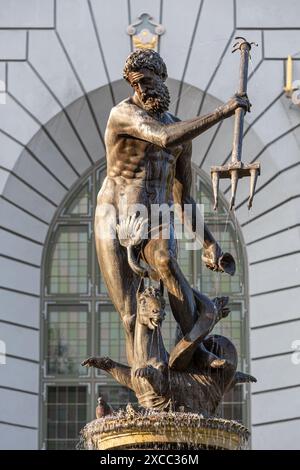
[80,410,249,450]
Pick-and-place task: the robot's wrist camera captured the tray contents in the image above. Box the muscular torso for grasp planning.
[98,98,184,217]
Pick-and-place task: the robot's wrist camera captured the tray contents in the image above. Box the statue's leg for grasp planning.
[143,232,218,369]
[143,232,198,335]
[95,233,139,367]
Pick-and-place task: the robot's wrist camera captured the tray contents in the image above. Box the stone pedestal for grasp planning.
[79,410,249,450]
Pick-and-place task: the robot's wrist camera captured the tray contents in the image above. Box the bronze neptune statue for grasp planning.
[82,48,256,415]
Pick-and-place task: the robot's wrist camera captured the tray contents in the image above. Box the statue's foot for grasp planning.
[81,356,112,370]
[212,296,230,321]
[210,358,227,369]
[194,343,229,370]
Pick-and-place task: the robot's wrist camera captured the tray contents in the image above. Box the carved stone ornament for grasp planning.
[127,13,165,51]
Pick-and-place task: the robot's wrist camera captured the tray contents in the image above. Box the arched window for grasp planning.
[41,161,249,449]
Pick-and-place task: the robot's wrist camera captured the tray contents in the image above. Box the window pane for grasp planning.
[212,303,244,370]
[47,225,89,294]
[64,183,90,216]
[45,385,88,450]
[97,305,126,374]
[45,305,89,376]
[217,385,247,424]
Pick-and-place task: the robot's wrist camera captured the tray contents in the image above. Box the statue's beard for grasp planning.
[140,82,170,115]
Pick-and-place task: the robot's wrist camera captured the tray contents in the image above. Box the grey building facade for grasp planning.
[0,0,299,450]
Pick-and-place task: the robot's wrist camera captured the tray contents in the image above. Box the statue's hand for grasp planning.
[202,242,236,276]
[220,92,251,118]
[202,242,222,271]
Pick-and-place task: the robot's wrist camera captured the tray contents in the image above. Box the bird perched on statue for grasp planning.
[96,396,113,418]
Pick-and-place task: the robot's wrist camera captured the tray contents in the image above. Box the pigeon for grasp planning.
[96,396,113,418]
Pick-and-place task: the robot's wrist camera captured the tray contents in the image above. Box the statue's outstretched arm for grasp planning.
[172,141,216,248]
[109,97,246,149]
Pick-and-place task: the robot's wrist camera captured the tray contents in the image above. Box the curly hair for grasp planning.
[139,286,166,309]
[123,49,168,83]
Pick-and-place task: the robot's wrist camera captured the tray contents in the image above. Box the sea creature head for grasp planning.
[137,280,166,330]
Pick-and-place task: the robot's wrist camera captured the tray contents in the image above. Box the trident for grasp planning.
[211,37,260,211]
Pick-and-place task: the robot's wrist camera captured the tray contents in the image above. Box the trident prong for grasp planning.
[248,167,260,209]
[211,36,260,211]
[232,36,258,54]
